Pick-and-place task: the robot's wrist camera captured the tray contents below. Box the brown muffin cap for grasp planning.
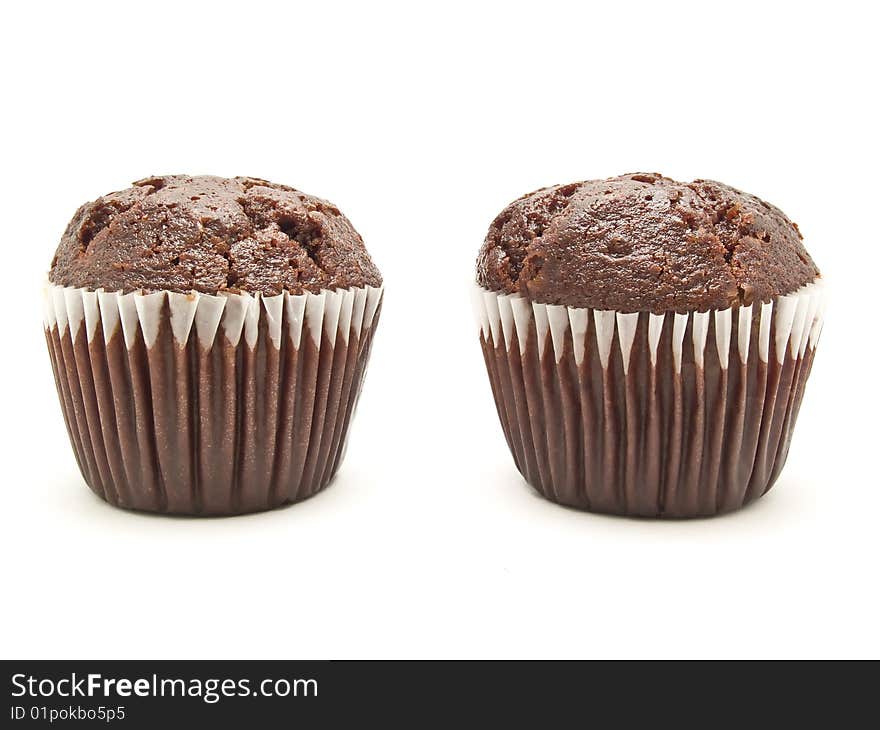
[50,175,383,296]
[476,173,819,313]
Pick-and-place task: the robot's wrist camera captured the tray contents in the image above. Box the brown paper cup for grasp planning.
[44,282,383,515]
[474,281,825,518]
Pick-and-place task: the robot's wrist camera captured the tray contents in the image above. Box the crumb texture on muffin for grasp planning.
[476,173,820,312]
[50,175,383,295]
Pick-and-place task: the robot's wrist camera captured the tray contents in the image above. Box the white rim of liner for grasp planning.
[43,282,384,351]
[472,278,825,371]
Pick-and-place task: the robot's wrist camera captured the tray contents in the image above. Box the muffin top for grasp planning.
[476,173,819,313]
[50,175,382,296]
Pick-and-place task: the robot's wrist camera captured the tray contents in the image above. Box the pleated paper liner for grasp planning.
[474,280,825,518]
[44,282,383,515]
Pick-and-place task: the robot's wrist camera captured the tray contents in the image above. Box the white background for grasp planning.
[1,1,877,659]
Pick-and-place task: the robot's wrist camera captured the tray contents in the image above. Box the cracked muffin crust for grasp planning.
[476,172,819,313]
[50,175,382,295]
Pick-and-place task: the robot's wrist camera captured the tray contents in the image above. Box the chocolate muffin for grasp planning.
[474,173,825,517]
[45,175,383,515]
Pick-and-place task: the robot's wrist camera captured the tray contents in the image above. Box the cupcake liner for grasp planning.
[473,280,825,517]
[44,282,383,515]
